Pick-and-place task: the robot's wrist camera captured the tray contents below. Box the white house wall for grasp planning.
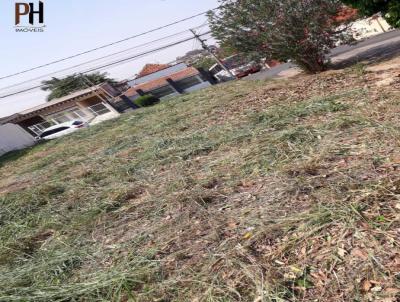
[0,124,36,156]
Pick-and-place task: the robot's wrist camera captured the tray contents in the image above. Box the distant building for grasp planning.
[124,63,214,101]
[350,16,391,40]
[334,6,392,40]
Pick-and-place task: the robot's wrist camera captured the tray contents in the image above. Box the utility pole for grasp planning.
[190,29,236,79]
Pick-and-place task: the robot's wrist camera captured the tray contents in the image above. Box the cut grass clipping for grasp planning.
[0,61,400,301]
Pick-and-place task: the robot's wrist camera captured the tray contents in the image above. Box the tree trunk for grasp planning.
[296,53,327,73]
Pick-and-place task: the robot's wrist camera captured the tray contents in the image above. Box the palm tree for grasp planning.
[41,72,117,101]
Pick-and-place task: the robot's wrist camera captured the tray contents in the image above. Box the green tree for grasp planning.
[341,0,400,28]
[41,72,116,101]
[208,0,349,73]
[193,57,216,70]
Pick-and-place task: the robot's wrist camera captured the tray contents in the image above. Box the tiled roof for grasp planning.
[125,67,200,97]
[137,64,171,77]
[334,6,358,22]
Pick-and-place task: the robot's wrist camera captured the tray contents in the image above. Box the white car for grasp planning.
[39,120,88,140]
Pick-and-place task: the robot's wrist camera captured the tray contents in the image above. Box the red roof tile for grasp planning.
[334,6,358,23]
[125,67,200,97]
[137,64,171,77]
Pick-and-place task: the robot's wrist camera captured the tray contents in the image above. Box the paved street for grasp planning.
[246,29,400,80]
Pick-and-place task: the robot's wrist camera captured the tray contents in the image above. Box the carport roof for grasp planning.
[0,113,21,125]
[19,86,102,115]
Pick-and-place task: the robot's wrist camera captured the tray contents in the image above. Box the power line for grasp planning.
[0,24,209,92]
[0,8,218,81]
[0,32,211,99]
[190,29,235,78]
[0,50,170,99]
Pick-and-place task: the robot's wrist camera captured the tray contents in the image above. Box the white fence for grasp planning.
[0,124,36,156]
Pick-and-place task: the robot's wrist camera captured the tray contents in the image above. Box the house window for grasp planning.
[148,85,176,99]
[50,112,70,124]
[174,76,203,91]
[87,103,111,116]
[48,108,89,124]
[69,108,88,120]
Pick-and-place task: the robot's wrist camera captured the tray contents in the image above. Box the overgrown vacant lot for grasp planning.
[1,59,400,302]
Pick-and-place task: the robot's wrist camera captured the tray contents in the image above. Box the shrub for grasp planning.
[133,95,160,107]
[208,0,349,73]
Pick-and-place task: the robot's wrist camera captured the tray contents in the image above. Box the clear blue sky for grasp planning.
[0,0,219,117]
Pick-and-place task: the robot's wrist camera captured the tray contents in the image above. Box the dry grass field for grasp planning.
[1,57,400,301]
